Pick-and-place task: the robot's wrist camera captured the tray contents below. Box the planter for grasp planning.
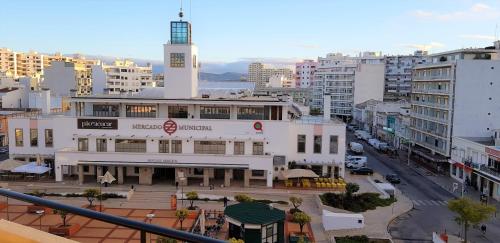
[49,223,81,236]
[0,202,7,210]
[27,205,53,214]
[187,210,199,219]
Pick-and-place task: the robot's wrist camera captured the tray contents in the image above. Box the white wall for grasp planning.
[91,64,106,95]
[353,64,385,105]
[1,88,27,108]
[163,44,199,99]
[43,61,76,97]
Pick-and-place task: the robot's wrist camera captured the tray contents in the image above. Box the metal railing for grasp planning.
[0,189,224,243]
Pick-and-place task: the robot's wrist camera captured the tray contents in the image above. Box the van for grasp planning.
[345,155,367,169]
[349,142,364,154]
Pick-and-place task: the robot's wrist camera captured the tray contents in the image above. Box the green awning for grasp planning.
[224,202,285,225]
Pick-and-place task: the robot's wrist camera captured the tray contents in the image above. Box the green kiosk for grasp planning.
[224,202,285,243]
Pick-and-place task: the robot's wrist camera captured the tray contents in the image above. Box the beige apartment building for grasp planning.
[0,48,17,76]
[248,62,294,88]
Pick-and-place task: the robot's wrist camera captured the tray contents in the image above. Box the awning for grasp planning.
[11,162,50,174]
[283,169,319,179]
[412,148,448,163]
[0,159,28,171]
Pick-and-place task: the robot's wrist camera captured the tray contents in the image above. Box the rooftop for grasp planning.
[458,136,496,146]
[224,202,285,225]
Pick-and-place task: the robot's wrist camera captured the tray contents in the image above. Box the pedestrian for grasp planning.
[223,196,228,207]
[175,181,179,190]
[481,224,486,235]
[130,185,134,191]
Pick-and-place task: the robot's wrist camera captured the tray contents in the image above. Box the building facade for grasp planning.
[8,14,346,188]
[43,61,93,96]
[248,63,294,89]
[384,51,428,101]
[410,45,500,170]
[295,60,317,88]
[92,60,155,95]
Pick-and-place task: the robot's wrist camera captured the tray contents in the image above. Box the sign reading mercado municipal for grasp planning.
[132,119,212,135]
[77,119,118,130]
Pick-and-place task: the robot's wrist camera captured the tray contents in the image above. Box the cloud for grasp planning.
[412,3,500,21]
[459,34,496,41]
[400,42,445,51]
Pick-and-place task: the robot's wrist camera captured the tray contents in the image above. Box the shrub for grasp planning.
[228,238,244,243]
[53,209,69,227]
[290,196,303,211]
[292,212,311,233]
[320,192,396,213]
[186,191,198,209]
[234,194,253,202]
[83,188,100,207]
[176,209,189,230]
[335,235,369,243]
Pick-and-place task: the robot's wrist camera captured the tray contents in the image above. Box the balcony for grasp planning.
[412,100,450,109]
[478,165,500,179]
[413,75,452,81]
[411,112,448,124]
[412,88,450,95]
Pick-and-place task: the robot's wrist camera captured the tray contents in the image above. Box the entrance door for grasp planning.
[214,169,225,180]
[233,169,244,180]
[489,181,494,197]
[471,172,478,189]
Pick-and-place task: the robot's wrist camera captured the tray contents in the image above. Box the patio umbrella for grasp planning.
[12,162,50,174]
[283,169,319,179]
[0,159,27,171]
[100,171,116,184]
[36,154,42,166]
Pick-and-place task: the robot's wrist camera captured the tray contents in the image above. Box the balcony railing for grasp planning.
[411,112,448,124]
[412,100,450,109]
[413,75,452,81]
[412,88,450,95]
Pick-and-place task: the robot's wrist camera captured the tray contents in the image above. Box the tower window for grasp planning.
[170,53,185,68]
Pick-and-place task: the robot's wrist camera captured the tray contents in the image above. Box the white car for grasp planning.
[349,142,364,154]
[368,138,380,147]
[345,155,367,169]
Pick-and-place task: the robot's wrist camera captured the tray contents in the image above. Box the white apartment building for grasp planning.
[248,63,294,89]
[449,133,500,201]
[295,60,317,87]
[312,53,385,121]
[8,14,346,188]
[410,44,500,170]
[92,60,155,95]
[0,48,17,76]
[384,51,428,101]
[43,61,92,96]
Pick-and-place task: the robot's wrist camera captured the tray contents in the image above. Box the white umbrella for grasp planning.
[100,171,116,184]
[283,169,319,179]
[0,159,27,171]
[200,209,206,235]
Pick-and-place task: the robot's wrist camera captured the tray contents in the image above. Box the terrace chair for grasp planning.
[285,180,293,187]
[321,182,326,188]
[315,182,321,188]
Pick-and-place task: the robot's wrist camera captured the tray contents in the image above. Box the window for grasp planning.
[159,140,170,153]
[93,104,119,117]
[126,105,156,118]
[170,21,190,44]
[78,138,88,151]
[96,138,107,152]
[253,142,264,155]
[168,106,188,118]
[30,129,38,147]
[200,106,230,119]
[234,141,245,155]
[237,107,265,120]
[134,167,140,174]
[115,139,146,153]
[194,141,226,154]
[297,135,306,153]
[44,129,53,147]
[262,223,278,243]
[170,53,185,68]
[314,135,322,154]
[15,128,23,147]
[329,135,338,154]
[171,140,182,153]
[252,170,265,177]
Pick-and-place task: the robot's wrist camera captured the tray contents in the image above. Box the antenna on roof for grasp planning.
[495,23,498,41]
[179,0,184,20]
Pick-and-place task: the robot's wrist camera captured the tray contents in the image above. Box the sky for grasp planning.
[2,0,500,67]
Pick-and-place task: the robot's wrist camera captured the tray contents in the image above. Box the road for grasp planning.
[346,132,500,243]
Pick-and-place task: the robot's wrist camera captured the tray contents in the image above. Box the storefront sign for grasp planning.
[147,159,178,163]
[77,119,118,130]
[132,119,212,135]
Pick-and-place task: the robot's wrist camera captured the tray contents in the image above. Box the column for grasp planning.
[96,166,103,177]
[139,167,153,185]
[55,164,63,182]
[117,166,124,184]
[78,164,84,185]
[266,170,273,188]
[203,168,210,187]
[244,169,251,187]
[224,169,231,187]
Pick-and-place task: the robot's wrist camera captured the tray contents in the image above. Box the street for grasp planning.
[346,132,500,243]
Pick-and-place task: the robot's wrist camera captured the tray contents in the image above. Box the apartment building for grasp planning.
[384,50,428,101]
[15,51,44,77]
[248,62,294,89]
[43,61,92,96]
[9,14,346,188]
[449,132,500,201]
[295,60,317,87]
[312,52,385,121]
[0,48,17,76]
[410,44,500,171]
[92,60,155,95]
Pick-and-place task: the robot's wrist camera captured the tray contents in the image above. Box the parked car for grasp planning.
[368,138,380,147]
[385,174,401,184]
[350,167,374,175]
[349,142,364,154]
[345,157,367,169]
[375,142,388,152]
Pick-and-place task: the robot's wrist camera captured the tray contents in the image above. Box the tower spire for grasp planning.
[179,0,184,20]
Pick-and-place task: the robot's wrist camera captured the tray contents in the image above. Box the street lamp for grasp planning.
[4,188,11,221]
[35,210,44,230]
[146,213,155,243]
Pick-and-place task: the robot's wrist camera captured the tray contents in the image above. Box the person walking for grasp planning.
[223,196,228,207]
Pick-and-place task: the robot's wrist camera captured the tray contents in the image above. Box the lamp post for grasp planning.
[35,210,44,230]
[97,175,104,212]
[146,213,155,243]
[5,188,10,221]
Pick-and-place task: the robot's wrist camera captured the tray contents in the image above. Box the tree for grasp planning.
[289,196,303,213]
[234,194,253,202]
[176,209,189,230]
[448,198,496,243]
[53,209,69,227]
[83,188,100,208]
[186,191,198,209]
[292,212,311,234]
[228,237,244,243]
[345,183,360,199]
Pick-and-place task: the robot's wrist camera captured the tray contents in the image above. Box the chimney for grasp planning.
[323,93,331,120]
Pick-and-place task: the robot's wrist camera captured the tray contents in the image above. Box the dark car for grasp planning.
[350,167,374,175]
[385,174,401,184]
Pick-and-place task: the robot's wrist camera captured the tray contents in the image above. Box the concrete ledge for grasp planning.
[367,177,390,199]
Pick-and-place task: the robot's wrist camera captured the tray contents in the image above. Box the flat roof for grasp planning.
[458,137,496,146]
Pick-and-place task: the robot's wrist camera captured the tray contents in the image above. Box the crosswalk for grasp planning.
[412,199,448,206]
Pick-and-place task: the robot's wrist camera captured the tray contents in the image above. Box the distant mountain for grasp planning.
[200,72,247,82]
